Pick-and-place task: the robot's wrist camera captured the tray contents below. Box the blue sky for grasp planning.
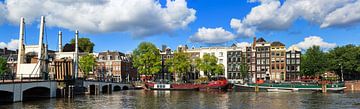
[0,0,359,53]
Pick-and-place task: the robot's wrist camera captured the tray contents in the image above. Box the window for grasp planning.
[287,54,290,58]
[219,52,223,57]
[219,59,223,63]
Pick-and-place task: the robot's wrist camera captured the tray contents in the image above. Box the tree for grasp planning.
[132,42,161,76]
[301,46,328,76]
[166,51,191,82]
[70,38,95,53]
[239,55,249,82]
[0,57,9,76]
[326,44,360,80]
[79,53,96,77]
[214,64,224,76]
[195,54,224,78]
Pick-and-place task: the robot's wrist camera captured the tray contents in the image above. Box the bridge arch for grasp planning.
[0,90,13,104]
[113,85,121,91]
[122,86,129,90]
[23,87,50,101]
[102,84,112,94]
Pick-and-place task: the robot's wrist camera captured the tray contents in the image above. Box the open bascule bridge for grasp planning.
[0,16,132,103]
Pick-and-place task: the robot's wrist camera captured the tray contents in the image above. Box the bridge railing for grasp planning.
[84,77,131,84]
[0,73,54,84]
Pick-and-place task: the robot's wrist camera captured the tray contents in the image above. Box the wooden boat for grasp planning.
[146,76,230,91]
[145,82,204,90]
[234,82,346,93]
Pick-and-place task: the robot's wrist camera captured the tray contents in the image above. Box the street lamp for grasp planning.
[339,63,344,82]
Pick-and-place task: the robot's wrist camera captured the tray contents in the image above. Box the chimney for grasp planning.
[252,36,256,49]
[3,47,7,55]
[58,31,62,52]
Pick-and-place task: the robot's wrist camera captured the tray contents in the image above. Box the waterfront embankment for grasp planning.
[345,80,360,91]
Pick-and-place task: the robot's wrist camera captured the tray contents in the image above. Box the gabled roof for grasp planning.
[231,43,237,47]
[256,37,266,42]
[271,41,285,46]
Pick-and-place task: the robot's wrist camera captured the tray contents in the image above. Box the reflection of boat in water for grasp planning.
[234,82,346,93]
[145,76,230,91]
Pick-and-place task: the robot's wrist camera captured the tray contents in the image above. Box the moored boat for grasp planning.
[145,76,230,91]
[234,82,346,93]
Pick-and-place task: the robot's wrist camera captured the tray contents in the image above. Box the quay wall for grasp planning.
[345,80,360,91]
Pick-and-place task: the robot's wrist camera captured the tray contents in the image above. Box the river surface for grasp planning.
[1,90,360,109]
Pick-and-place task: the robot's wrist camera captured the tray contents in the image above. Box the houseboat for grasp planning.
[234,82,346,92]
[145,76,230,91]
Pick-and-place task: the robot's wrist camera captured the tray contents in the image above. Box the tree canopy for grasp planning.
[0,57,9,76]
[166,51,191,82]
[301,46,328,76]
[79,53,96,76]
[195,54,224,77]
[301,45,360,80]
[132,42,161,75]
[239,55,249,81]
[70,37,95,53]
[326,44,360,79]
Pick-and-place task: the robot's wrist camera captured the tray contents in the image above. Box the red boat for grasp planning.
[145,76,230,91]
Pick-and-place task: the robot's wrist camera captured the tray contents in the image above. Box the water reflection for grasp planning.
[1,91,360,109]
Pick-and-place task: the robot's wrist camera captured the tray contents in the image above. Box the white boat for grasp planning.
[267,88,293,92]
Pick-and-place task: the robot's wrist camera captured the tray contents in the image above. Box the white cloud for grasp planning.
[235,42,251,48]
[232,0,360,36]
[230,18,255,37]
[189,27,236,44]
[321,0,360,28]
[291,36,336,50]
[0,2,6,24]
[3,0,196,37]
[0,39,19,50]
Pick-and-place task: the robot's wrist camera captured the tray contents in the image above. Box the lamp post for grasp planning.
[339,63,344,82]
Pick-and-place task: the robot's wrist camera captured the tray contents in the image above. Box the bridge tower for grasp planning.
[16,16,48,79]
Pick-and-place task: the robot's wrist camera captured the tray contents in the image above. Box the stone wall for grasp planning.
[345,80,360,91]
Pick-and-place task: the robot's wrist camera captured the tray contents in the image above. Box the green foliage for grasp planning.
[239,55,249,81]
[132,42,161,75]
[301,46,328,76]
[0,57,9,75]
[166,51,191,81]
[327,44,360,75]
[79,53,96,76]
[195,54,224,77]
[300,45,360,80]
[70,38,95,53]
[214,64,224,75]
[194,77,209,84]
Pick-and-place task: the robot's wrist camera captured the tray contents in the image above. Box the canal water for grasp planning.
[1,90,360,109]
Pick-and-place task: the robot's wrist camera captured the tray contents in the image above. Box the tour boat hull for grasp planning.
[234,83,346,93]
